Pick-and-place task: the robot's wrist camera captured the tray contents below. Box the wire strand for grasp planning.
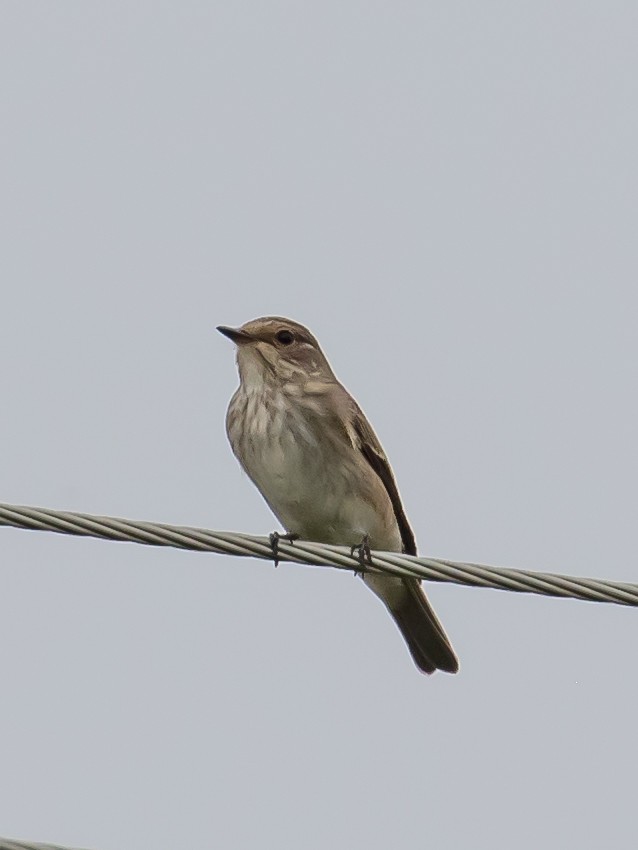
[0,502,636,606]
[0,839,89,850]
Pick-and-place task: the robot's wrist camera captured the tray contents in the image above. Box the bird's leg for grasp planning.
[269,531,299,567]
[350,533,372,576]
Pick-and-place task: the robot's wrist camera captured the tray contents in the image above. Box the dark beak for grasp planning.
[217,325,252,344]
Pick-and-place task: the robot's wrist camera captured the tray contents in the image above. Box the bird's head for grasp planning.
[217,316,336,387]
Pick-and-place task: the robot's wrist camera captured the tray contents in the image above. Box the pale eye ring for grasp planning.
[276,330,294,346]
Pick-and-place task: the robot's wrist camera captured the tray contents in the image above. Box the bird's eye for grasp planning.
[276,330,294,346]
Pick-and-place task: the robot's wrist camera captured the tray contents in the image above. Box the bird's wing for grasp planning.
[321,381,417,557]
[350,404,417,556]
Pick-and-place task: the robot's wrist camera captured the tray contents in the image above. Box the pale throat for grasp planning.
[237,347,306,396]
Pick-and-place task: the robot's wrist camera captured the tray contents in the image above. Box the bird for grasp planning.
[217,316,458,675]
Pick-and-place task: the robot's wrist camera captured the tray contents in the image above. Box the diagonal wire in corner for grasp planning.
[0,502,637,607]
[0,838,91,850]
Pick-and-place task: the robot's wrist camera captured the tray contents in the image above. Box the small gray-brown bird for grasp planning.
[218,316,458,675]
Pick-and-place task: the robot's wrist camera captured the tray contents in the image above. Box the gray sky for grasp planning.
[1,3,637,849]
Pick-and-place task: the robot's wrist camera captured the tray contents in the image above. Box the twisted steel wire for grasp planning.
[1,502,636,606]
[0,840,89,850]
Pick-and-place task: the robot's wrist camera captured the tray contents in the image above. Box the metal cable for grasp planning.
[0,840,89,850]
[0,502,637,606]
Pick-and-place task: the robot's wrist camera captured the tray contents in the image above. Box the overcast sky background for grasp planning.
[1,3,637,849]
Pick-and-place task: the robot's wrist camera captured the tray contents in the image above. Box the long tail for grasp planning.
[364,574,459,674]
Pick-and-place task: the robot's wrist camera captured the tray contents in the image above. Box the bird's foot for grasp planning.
[350,534,372,576]
[269,531,299,567]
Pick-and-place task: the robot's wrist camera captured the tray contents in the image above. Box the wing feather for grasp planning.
[350,402,417,556]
